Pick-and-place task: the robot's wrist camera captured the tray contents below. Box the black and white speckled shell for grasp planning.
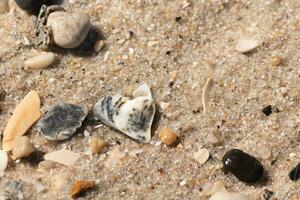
[93,84,155,143]
[37,103,87,141]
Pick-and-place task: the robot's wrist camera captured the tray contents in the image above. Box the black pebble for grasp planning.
[15,0,47,11]
[262,105,273,116]
[222,149,264,183]
[289,162,300,181]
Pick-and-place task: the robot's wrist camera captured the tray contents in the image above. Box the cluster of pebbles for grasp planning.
[0,0,299,199]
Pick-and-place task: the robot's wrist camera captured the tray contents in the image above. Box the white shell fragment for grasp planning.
[0,150,8,176]
[44,149,80,166]
[47,11,91,48]
[24,52,55,69]
[93,84,155,143]
[236,38,259,53]
[194,148,210,164]
[209,181,248,200]
[202,77,214,114]
[37,103,87,141]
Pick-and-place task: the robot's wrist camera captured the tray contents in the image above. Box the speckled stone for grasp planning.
[37,103,87,141]
[222,149,264,183]
[46,11,91,48]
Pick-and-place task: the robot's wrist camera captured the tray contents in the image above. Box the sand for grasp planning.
[0,0,299,199]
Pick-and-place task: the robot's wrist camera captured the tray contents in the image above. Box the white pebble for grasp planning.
[94,40,105,52]
[236,38,259,53]
[194,148,210,164]
[209,181,248,200]
[47,11,91,48]
[24,52,55,69]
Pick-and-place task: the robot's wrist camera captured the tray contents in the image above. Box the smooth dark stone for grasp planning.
[222,149,264,183]
[15,0,46,11]
[14,0,62,11]
[289,162,300,181]
[262,105,272,116]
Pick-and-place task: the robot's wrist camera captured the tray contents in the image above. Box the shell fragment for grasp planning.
[93,84,155,143]
[2,91,41,151]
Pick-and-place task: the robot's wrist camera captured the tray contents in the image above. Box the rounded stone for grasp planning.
[12,136,35,159]
[289,162,300,181]
[222,149,264,183]
[14,0,46,11]
[46,11,91,48]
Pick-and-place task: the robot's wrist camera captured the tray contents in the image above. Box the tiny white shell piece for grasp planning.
[24,52,55,69]
[209,181,248,200]
[236,38,259,53]
[132,83,152,97]
[44,149,80,166]
[94,84,155,143]
[202,77,214,114]
[0,150,8,176]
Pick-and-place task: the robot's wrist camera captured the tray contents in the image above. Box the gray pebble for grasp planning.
[37,103,87,141]
[46,11,91,48]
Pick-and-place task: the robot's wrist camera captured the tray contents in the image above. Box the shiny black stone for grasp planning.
[15,0,47,11]
[222,149,264,183]
[289,162,300,181]
[262,105,272,116]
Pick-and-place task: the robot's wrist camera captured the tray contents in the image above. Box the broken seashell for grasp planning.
[37,103,87,141]
[236,38,259,53]
[2,91,41,151]
[209,181,248,200]
[93,84,155,143]
[0,150,8,176]
[44,149,80,166]
[202,77,214,114]
[70,180,95,199]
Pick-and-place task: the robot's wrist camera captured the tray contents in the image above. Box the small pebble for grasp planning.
[94,40,105,52]
[0,0,9,14]
[289,162,300,181]
[262,105,273,116]
[271,56,282,66]
[194,148,210,164]
[262,189,274,200]
[70,180,95,199]
[24,52,55,69]
[47,11,91,48]
[12,136,35,159]
[2,91,41,151]
[38,160,56,171]
[15,0,46,11]
[236,38,259,53]
[37,103,87,141]
[125,31,134,40]
[158,128,178,146]
[90,137,108,154]
[222,149,264,183]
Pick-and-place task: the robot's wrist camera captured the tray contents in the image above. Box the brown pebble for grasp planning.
[158,128,178,146]
[70,180,95,199]
[271,56,282,66]
[90,137,108,154]
[12,136,34,159]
